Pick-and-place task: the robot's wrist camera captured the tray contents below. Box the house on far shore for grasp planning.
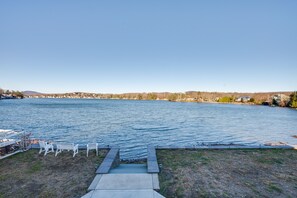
[235,96,251,102]
[0,94,16,99]
[272,94,290,107]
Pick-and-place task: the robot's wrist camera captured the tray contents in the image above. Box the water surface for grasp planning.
[1,99,296,159]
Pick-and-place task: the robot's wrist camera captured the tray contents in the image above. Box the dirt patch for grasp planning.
[0,149,108,198]
[157,149,297,198]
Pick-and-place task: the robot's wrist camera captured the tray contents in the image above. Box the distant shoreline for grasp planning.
[1,89,294,109]
[16,96,297,110]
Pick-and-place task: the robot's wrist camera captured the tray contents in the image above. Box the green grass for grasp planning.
[253,149,289,165]
[0,175,5,182]
[267,183,283,193]
[39,190,56,198]
[10,150,35,162]
[245,182,261,195]
[256,157,283,164]
[175,186,184,198]
[26,161,42,174]
[198,156,211,165]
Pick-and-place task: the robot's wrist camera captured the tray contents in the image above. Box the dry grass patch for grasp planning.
[157,149,297,198]
[0,149,108,198]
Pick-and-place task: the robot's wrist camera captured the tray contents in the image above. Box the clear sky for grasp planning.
[0,0,296,93]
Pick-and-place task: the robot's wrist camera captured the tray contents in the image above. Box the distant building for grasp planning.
[272,94,290,107]
[0,94,16,99]
[273,94,290,102]
[235,96,251,102]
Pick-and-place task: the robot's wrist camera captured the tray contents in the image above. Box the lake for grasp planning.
[1,98,297,159]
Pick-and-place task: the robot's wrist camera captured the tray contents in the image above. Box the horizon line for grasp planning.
[21,90,296,95]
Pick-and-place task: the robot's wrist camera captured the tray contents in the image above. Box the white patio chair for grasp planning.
[38,140,54,156]
[87,143,98,157]
[55,143,79,157]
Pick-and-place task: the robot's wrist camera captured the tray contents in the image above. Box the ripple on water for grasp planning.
[131,125,179,132]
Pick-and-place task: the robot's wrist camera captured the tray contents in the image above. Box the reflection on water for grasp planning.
[0,99,297,159]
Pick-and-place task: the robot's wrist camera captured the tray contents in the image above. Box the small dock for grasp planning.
[82,147,164,198]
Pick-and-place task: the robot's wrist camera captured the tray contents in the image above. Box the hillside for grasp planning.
[22,91,43,96]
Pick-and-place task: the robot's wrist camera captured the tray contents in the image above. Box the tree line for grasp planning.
[0,88,24,99]
[290,92,297,108]
[25,90,297,108]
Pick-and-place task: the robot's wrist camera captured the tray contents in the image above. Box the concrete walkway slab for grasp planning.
[88,174,102,191]
[153,191,166,198]
[81,147,165,198]
[96,173,153,190]
[152,173,160,190]
[86,189,165,198]
[81,191,93,198]
[109,164,147,174]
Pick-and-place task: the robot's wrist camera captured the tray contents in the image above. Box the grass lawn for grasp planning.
[157,149,297,198]
[0,149,108,198]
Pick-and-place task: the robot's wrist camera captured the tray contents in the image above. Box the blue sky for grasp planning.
[0,0,296,93]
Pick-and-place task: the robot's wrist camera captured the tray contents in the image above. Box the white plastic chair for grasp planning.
[55,143,79,157]
[87,143,98,157]
[38,140,54,156]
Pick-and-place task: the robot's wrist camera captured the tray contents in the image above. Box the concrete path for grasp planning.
[82,189,164,198]
[96,173,154,190]
[109,164,147,174]
[82,164,165,198]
